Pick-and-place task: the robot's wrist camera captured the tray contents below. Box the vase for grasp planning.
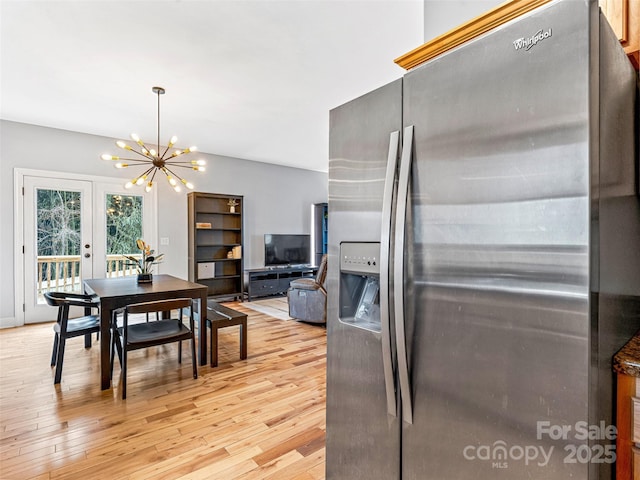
[230,206,236,213]
[137,273,153,283]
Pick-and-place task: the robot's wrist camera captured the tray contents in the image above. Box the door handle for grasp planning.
[394,125,414,424]
[380,130,399,417]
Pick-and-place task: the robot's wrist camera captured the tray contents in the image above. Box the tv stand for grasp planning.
[246,265,318,301]
[269,264,311,270]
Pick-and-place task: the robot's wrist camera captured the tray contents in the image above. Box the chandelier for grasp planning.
[101,86,205,192]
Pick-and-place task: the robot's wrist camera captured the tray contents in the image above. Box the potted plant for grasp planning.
[124,239,164,283]
[227,198,239,213]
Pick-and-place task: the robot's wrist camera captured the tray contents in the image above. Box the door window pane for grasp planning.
[105,194,143,277]
[36,189,82,300]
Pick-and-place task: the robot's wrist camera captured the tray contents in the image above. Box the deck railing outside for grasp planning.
[37,254,142,299]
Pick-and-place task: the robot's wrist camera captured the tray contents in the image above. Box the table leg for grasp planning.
[100,306,112,390]
[198,293,207,366]
[211,326,219,367]
[240,319,247,360]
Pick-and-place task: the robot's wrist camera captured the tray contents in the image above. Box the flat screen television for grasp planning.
[264,234,311,267]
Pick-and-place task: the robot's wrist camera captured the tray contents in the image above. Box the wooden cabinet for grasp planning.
[600,0,639,69]
[616,373,640,480]
[188,192,244,300]
[613,329,640,479]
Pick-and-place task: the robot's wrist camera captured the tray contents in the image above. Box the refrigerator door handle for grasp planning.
[380,130,399,417]
[394,125,414,424]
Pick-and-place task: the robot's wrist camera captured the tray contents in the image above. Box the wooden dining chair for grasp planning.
[43,291,101,384]
[110,297,197,399]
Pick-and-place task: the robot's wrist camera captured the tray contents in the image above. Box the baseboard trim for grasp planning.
[0,317,19,329]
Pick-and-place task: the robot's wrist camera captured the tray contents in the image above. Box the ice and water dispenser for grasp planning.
[339,242,381,333]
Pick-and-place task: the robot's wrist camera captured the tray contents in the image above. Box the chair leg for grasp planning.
[110,336,115,379]
[51,334,59,367]
[191,334,198,379]
[110,330,123,379]
[122,347,127,400]
[54,337,66,384]
[178,341,182,364]
[84,333,92,348]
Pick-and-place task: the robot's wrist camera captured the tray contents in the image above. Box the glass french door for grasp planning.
[93,183,152,280]
[23,175,154,323]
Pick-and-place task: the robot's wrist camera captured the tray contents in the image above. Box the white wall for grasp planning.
[1,120,327,325]
[423,0,504,41]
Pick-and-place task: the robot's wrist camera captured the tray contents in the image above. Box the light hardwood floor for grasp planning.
[0,300,327,480]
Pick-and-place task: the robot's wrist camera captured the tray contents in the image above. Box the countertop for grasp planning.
[614,330,640,377]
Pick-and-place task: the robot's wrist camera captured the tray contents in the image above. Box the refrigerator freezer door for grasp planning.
[401,1,592,479]
[326,79,402,479]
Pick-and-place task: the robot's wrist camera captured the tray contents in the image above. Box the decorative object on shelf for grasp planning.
[227,198,239,213]
[100,86,206,193]
[197,262,216,279]
[124,239,164,283]
[195,222,212,229]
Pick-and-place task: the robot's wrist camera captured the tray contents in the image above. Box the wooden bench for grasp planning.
[206,301,247,367]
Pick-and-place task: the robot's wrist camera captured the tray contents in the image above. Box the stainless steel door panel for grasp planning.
[326,79,402,479]
[402,1,591,478]
[328,80,402,243]
[406,284,588,478]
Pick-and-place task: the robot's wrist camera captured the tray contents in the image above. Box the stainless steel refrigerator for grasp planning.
[326,1,640,479]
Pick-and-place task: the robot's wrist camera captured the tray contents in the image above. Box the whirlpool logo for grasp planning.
[513,28,552,51]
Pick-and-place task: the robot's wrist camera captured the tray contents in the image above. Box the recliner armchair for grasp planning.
[288,254,327,324]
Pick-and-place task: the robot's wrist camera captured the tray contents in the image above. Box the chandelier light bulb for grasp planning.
[169,136,178,146]
[116,140,133,151]
[114,162,128,169]
[101,154,114,161]
[145,181,153,192]
[125,181,134,189]
[191,159,206,166]
[131,133,140,142]
[173,185,182,192]
[149,149,157,157]
[193,166,205,172]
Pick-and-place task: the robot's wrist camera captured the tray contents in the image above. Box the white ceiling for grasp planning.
[1,0,423,173]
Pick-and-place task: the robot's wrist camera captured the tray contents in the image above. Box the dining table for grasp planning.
[84,274,208,390]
